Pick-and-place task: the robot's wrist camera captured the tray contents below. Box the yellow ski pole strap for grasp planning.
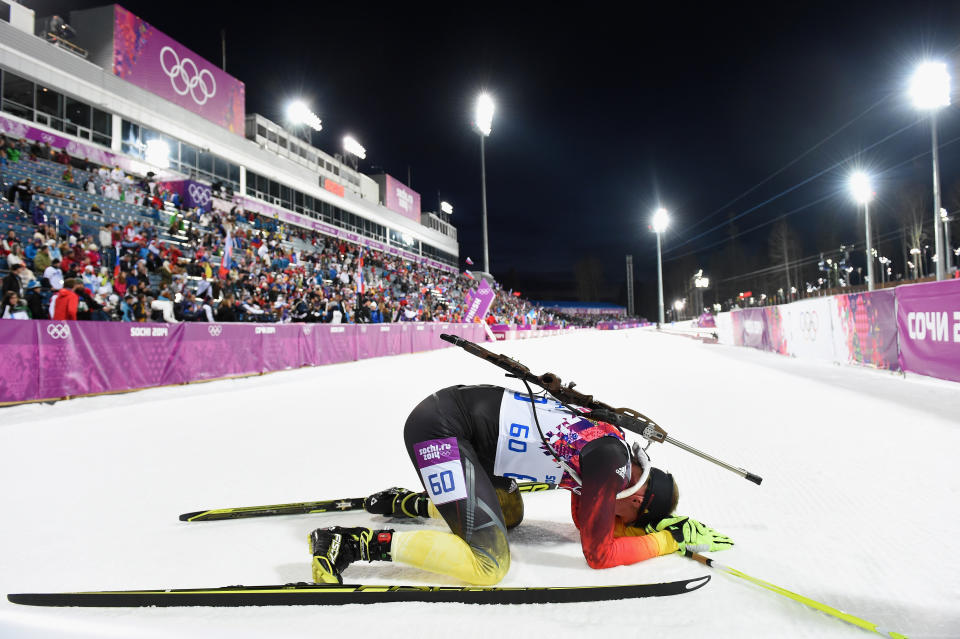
[685,552,908,639]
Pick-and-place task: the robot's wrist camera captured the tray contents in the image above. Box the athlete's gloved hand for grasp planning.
[645,515,733,553]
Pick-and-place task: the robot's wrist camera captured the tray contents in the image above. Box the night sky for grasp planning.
[27,1,960,316]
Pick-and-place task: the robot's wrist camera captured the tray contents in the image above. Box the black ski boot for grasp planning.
[364,487,430,518]
[309,526,394,584]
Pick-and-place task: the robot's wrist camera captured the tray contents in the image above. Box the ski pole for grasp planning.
[685,552,908,638]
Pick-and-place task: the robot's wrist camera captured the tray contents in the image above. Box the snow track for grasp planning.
[1,329,957,638]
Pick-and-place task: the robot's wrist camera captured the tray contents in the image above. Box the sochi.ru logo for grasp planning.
[208,325,223,337]
[46,323,71,340]
[159,46,217,106]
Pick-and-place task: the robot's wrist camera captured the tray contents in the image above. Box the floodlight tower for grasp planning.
[285,100,322,143]
[909,61,951,280]
[849,171,875,291]
[652,208,669,325]
[342,135,366,170]
[475,93,495,275]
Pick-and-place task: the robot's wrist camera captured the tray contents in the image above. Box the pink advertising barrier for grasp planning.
[0,321,485,404]
[895,279,960,382]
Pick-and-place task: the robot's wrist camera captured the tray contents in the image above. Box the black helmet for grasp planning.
[627,441,675,528]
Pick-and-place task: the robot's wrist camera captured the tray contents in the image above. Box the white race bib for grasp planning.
[493,390,571,484]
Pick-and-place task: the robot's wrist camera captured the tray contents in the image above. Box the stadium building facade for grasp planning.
[0,2,459,269]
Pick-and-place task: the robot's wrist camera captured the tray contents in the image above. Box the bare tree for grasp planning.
[895,186,927,279]
[768,219,802,300]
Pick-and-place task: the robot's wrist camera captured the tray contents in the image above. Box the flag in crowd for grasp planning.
[113,242,121,279]
[463,270,475,280]
[358,247,365,295]
[219,230,232,279]
[465,257,474,265]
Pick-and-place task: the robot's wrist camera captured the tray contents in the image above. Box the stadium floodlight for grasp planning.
[848,171,873,204]
[652,208,670,233]
[651,208,669,325]
[909,61,951,110]
[286,100,323,132]
[475,92,495,274]
[475,93,495,137]
[144,139,170,169]
[849,171,875,290]
[909,61,951,280]
[343,135,366,160]
[440,201,453,215]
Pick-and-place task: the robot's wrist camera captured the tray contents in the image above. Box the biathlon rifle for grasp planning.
[439,334,762,485]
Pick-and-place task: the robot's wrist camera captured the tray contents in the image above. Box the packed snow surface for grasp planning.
[1,328,958,638]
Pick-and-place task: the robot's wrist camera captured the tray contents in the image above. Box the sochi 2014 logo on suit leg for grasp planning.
[159,46,217,106]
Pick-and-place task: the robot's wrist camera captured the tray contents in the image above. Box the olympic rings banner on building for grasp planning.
[896,279,960,382]
[154,179,212,211]
[0,321,485,405]
[112,6,245,134]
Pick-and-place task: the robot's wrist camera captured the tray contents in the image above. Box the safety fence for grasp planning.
[486,321,644,341]
[714,279,960,383]
[489,324,583,340]
[596,321,647,330]
[0,321,486,404]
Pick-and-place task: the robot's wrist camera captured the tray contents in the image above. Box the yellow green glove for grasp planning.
[645,515,733,553]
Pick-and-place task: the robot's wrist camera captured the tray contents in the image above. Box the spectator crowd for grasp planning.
[1,135,581,328]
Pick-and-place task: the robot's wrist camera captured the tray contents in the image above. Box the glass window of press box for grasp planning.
[421,243,457,266]
[0,69,112,147]
[246,169,388,245]
[121,119,240,191]
[244,170,455,267]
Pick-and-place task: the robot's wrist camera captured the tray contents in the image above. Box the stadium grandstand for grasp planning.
[0,2,592,330]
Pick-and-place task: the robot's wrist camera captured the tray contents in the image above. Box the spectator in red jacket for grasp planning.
[52,278,79,320]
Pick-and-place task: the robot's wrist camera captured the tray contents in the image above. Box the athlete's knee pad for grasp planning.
[491,476,524,529]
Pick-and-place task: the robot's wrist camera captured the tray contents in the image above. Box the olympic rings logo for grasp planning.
[208,325,223,337]
[47,323,71,340]
[797,311,818,341]
[302,326,312,335]
[159,46,217,106]
[188,183,212,206]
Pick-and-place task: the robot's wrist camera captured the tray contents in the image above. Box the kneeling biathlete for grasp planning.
[310,385,733,585]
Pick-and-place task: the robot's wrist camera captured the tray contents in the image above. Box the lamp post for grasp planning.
[909,61,951,281]
[942,208,954,274]
[652,208,669,325]
[849,171,875,291]
[474,93,495,275]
